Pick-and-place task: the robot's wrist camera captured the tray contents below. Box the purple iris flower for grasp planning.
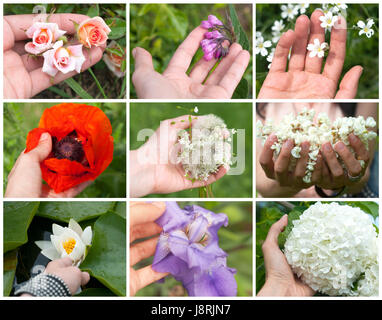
[152,202,237,296]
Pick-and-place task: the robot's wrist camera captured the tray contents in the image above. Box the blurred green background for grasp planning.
[256,201,379,295]
[4,3,126,99]
[130,102,253,198]
[130,3,252,98]
[134,201,253,297]
[256,4,379,98]
[4,103,126,198]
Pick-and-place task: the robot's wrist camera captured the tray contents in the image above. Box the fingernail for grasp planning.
[285,139,294,148]
[335,142,345,151]
[151,201,166,210]
[132,48,137,58]
[323,143,331,152]
[349,133,357,143]
[39,132,50,142]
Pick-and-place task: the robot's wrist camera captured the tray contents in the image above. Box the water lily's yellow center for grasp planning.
[63,238,76,254]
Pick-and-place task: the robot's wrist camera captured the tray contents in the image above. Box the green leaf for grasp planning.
[4,250,18,296]
[105,18,126,39]
[36,202,115,223]
[278,209,304,248]
[228,4,250,51]
[347,201,379,219]
[86,4,99,18]
[4,202,39,253]
[114,202,126,219]
[164,6,188,39]
[81,212,126,296]
[232,78,249,99]
[64,78,94,99]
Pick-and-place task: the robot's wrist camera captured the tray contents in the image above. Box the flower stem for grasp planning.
[88,67,108,99]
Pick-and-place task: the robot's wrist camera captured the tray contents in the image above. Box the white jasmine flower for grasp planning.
[307,38,328,58]
[291,146,302,158]
[284,202,379,296]
[281,4,299,20]
[319,11,338,32]
[357,19,375,38]
[255,36,272,56]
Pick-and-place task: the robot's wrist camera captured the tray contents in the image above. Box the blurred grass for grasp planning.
[134,201,253,297]
[130,3,253,98]
[4,3,126,99]
[3,103,126,198]
[256,4,379,98]
[130,102,253,198]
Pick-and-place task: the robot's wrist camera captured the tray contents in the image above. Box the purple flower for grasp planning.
[152,202,237,297]
[201,15,223,29]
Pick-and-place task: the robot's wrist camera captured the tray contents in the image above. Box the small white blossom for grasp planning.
[319,11,338,32]
[255,36,272,56]
[194,106,199,113]
[357,19,375,38]
[298,3,310,14]
[271,20,285,43]
[307,38,328,58]
[266,48,275,69]
[332,3,348,13]
[280,4,299,20]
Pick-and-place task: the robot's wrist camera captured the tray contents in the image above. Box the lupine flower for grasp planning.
[280,4,299,20]
[319,11,338,32]
[42,40,85,77]
[24,22,66,55]
[25,103,114,193]
[35,219,92,267]
[255,36,272,56]
[200,15,233,61]
[357,19,375,38]
[152,202,237,297]
[307,38,328,58]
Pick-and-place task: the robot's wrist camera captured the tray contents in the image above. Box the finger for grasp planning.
[188,55,218,83]
[288,15,310,71]
[294,141,310,184]
[320,159,332,187]
[334,141,362,177]
[348,133,370,163]
[218,49,250,97]
[259,134,278,179]
[4,14,89,43]
[322,15,347,82]
[321,142,344,185]
[27,132,52,162]
[21,54,44,72]
[263,214,288,253]
[334,66,363,99]
[132,47,154,75]
[81,271,90,286]
[164,26,206,74]
[29,46,103,97]
[184,165,228,189]
[130,202,166,226]
[204,43,243,85]
[133,265,168,294]
[13,41,28,55]
[311,154,323,185]
[269,30,295,73]
[274,139,294,186]
[53,257,73,268]
[130,237,159,266]
[130,222,162,243]
[163,114,196,130]
[305,10,325,73]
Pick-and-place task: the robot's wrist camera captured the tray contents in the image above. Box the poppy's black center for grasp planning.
[53,136,85,162]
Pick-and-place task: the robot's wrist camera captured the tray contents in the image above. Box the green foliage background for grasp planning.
[3,201,126,296]
[256,4,379,98]
[130,3,252,98]
[256,201,379,295]
[3,103,126,198]
[130,102,252,198]
[134,201,252,297]
[4,3,126,99]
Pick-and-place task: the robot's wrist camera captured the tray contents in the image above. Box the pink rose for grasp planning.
[103,41,125,78]
[42,41,85,77]
[77,17,111,48]
[25,22,66,55]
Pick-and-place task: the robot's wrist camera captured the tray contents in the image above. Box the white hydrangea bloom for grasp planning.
[177,114,234,181]
[284,202,379,296]
[256,108,377,183]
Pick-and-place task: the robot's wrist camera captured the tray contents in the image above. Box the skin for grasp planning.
[257,215,315,297]
[258,11,363,99]
[4,14,105,99]
[130,115,228,197]
[130,202,169,296]
[5,132,92,198]
[21,257,90,297]
[132,26,250,99]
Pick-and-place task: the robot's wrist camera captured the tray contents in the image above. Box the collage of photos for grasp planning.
[0,0,380,310]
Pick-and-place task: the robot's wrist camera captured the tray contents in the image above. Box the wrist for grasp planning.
[130,148,156,197]
[257,278,290,297]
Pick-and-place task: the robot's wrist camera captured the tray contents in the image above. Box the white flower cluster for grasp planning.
[284,202,379,296]
[177,114,235,181]
[256,108,377,183]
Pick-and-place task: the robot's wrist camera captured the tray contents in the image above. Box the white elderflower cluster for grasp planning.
[177,114,235,181]
[284,202,379,296]
[256,108,377,183]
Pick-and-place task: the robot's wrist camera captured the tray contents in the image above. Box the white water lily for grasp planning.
[357,19,375,38]
[35,219,92,267]
[307,38,328,58]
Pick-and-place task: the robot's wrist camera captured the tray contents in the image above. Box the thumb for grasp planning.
[335,66,363,99]
[132,47,154,74]
[27,132,52,162]
[264,214,288,249]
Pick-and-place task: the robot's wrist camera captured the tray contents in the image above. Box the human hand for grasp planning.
[4,14,104,99]
[5,132,92,198]
[257,215,315,296]
[130,115,229,197]
[258,11,363,99]
[132,26,250,99]
[130,201,168,296]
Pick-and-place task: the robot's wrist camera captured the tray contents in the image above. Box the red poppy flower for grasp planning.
[25,103,114,193]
